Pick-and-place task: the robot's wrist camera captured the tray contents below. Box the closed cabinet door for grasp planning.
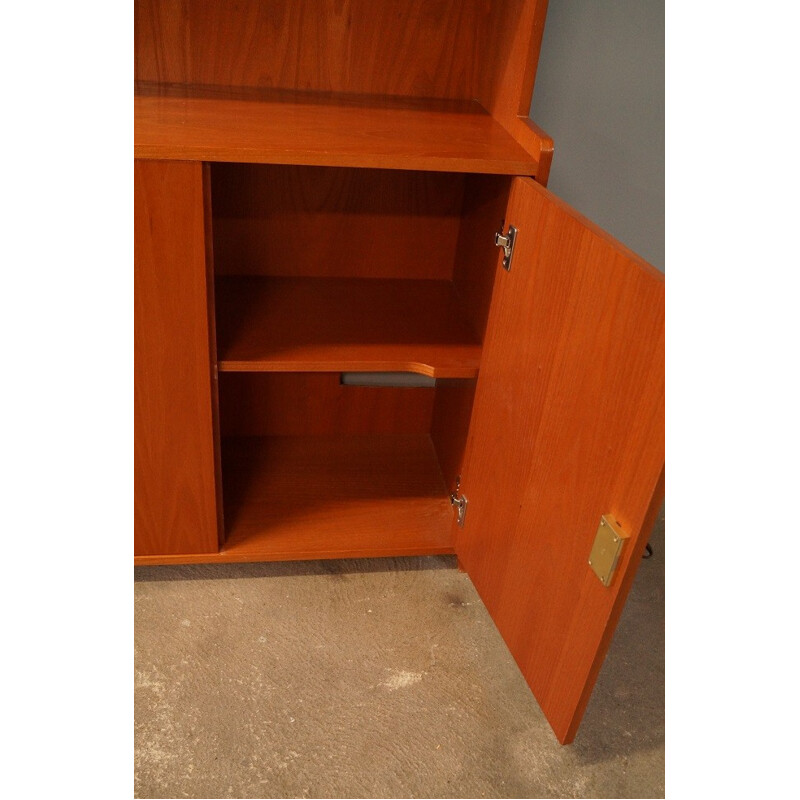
[135,160,220,557]
[457,177,664,743]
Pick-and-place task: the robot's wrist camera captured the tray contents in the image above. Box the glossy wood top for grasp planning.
[215,277,483,379]
[134,85,540,174]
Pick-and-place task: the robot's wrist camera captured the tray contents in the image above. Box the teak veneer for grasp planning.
[134,86,540,175]
[134,0,664,745]
[215,277,482,378]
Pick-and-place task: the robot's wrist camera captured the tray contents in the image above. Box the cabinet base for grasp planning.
[135,435,456,565]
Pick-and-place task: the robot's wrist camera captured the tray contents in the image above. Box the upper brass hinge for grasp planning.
[495,224,517,271]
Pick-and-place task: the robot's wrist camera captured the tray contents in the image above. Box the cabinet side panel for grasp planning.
[475,0,554,182]
[431,174,509,495]
[430,380,477,494]
[135,159,219,556]
[452,174,511,341]
[203,163,225,547]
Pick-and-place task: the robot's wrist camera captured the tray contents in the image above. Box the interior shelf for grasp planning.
[219,435,455,562]
[216,277,483,378]
[134,84,539,175]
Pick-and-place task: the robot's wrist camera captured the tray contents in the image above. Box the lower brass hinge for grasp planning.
[450,477,468,527]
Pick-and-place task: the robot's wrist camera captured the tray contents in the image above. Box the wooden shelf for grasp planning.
[216,277,482,379]
[216,435,454,562]
[134,84,539,175]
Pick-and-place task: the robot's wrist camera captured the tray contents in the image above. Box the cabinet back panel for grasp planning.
[211,164,464,279]
[219,373,434,437]
[135,0,538,103]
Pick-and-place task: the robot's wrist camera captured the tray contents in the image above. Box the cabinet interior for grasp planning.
[208,163,511,559]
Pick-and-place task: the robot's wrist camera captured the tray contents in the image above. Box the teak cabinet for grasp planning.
[134,0,665,745]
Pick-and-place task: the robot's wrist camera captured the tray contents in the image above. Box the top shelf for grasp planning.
[134,84,539,175]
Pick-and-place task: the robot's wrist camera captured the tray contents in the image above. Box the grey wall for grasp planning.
[529,1,664,271]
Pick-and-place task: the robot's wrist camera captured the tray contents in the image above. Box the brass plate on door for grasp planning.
[588,515,629,587]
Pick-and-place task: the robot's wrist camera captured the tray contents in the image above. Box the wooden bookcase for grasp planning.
[134,0,664,745]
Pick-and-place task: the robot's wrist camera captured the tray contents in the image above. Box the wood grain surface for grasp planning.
[215,277,483,379]
[135,1,534,102]
[456,177,664,744]
[430,380,478,495]
[210,164,465,280]
[134,87,540,174]
[135,160,220,556]
[134,435,455,565]
[203,163,226,545]
[134,0,552,175]
[218,373,435,437]
[452,174,512,341]
[474,0,554,184]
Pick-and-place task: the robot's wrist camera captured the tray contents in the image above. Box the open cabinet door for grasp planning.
[457,177,664,744]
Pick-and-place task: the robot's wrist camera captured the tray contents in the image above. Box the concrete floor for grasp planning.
[134,508,664,799]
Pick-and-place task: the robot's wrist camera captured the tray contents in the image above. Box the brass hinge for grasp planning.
[449,477,468,527]
[495,224,518,271]
[588,515,630,587]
